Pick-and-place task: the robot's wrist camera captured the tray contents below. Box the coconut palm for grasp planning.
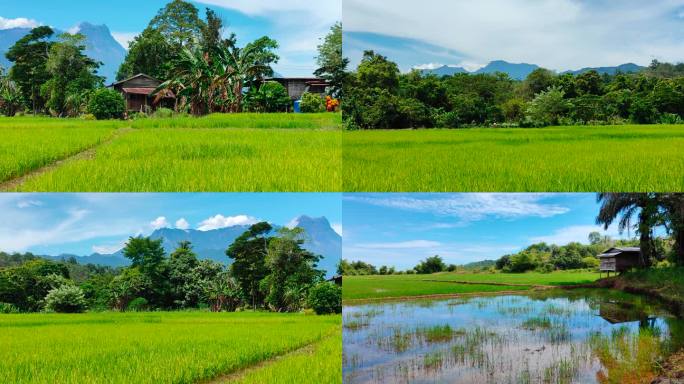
[0,68,23,116]
[596,193,663,267]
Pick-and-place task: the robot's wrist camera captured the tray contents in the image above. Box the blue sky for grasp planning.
[343,193,635,269]
[0,0,341,77]
[0,193,341,256]
[344,0,684,72]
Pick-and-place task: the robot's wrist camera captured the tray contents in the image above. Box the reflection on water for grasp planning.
[343,290,684,384]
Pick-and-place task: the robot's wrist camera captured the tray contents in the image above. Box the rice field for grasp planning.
[343,271,601,301]
[343,290,684,383]
[0,311,341,384]
[343,125,684,192]
[0,114,341,192]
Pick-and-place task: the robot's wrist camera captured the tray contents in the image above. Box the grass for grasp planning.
[0,113,341,192]
[0,117,118,183]
[229,328,341,384]
[0,311,340,384]
[613,267,684,311]
[342,270,600,300]
[343,125,684,192]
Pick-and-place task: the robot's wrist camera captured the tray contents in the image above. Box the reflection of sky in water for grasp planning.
[343,291,682,384]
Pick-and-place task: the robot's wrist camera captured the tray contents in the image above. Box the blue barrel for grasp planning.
[294,100,301,113]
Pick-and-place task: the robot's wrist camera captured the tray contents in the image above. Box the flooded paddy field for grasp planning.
[343,289,684,384]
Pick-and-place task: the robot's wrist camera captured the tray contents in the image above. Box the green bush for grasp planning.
[87,88,126,120]
[153,107,174,119]
[127,297,149,312]
[299,92,326,113]
[582,256,600,269]
[307,282,341,315]
[0,302,19,314]
[44,285,88,313]
[245,82,291,112]
[81,113,96,120]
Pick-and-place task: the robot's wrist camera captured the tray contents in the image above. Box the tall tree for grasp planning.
[5,26,54,114]
[314,22,347,98]
[122,236,169,306]
[596,193,661,267]
[149,0,205,47]
[661,194,684,265]
[226,222,273,309]
[41,33,102,116]
[264,228,323,312]
[116,27,174,81]
[168,241,199,307]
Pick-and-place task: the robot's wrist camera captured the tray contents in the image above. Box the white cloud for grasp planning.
[345,0,684,70]
[0,209,90,252]
[198,214,258,231]
[150,216,170,230]
[92,242,124,255]
[529,225,622,246]
[175,218,190,230]
[345,194,570,223]
[111,32,138,50]
[0,16,40,30]
[195,0,340,25]
[331,223,343,236]
[413,63,444,70]
[16,200,43,209]
[67,26,81,35]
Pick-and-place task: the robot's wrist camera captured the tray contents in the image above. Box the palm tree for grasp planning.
[155,47,212,115]
[660,194,684,265]
[214,38,277,113]
[596,193,662,267]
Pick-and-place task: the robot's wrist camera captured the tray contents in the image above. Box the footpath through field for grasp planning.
[0,127,132,191]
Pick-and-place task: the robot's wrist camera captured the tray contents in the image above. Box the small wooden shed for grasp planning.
[109,74,175,112]
[328,275,342,286]
[598,247,642,276]
[266,77,329,100]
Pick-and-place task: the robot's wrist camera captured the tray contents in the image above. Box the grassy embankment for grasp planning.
[0,311,340,384]
[0,113,341,192]
[343,125,684,192]
[342,270,600,301]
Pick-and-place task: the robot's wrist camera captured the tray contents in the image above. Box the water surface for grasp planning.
[343,289,684,384]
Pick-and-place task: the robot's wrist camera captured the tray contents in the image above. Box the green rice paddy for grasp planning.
[0,311,341,384]
[343,125,684,192]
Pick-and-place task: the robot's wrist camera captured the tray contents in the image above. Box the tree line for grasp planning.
[0,0,344,118]
[343,50,684,129]
[0,223,341,315]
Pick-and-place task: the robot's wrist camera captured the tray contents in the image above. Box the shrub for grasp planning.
[87,88,126,120]
[0,302,19,314]
[245,82,291,112]
[153,107,174,119]
[300,92,326,113]
[127,297,149,312]
[81,113,96,121]
[44,285,88,313]
[582,256,600,269]
[307,282,341,315]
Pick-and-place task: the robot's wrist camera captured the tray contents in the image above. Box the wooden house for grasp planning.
[109,74,175,112]
[598,247,642,276]
[328,275,342,286]
[266,77,329,100]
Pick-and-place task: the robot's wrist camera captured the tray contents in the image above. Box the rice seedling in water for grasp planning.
[521,316,553,330]
[423,351,445,370]
[415,324,459,343]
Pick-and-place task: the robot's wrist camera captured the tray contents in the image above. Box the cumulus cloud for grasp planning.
[175,218,190,230]
[345,194,570,222]
[0,16,39,30]
[16,200,43,209]
[529,225,622,245]
[344,0,684,70]
[331,223,343,236]
[111,32,138,50]
[198,214,258,231]
[150,216,170,230]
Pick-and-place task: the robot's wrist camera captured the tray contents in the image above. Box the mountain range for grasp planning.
[421,60,644,80]
[45,216,342,277]
[0,22,126,84]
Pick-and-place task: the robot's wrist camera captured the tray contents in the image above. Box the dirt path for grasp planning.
[203,334,332,384]
[0,127,132,191]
